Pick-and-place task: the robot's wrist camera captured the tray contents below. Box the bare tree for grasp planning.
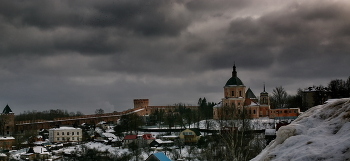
[95,108,105,114]
[270,86,288,109]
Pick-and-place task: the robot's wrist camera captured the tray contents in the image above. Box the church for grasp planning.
[213,65,271,119]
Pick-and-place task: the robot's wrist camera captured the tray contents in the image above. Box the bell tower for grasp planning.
[260,84,270,105]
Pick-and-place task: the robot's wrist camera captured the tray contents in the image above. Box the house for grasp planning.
[20,146,51,160]
[48,127,82,143]
[145,152,171,161]
[0,136,15,151]
[179,128,201,144]
[142,134,155,144]
[123,135,137,144]
[149,139,173,147]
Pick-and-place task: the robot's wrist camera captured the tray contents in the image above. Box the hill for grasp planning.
[252,98,350,161]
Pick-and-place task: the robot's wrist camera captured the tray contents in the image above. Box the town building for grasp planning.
[48,127,82,143]
[0,136,15,151]
[302,86,331,110]
[179,128,201,144]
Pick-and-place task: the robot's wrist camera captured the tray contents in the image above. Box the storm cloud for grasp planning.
[0,0,349,114]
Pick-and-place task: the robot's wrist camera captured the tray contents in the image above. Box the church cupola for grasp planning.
[232,64,237,77]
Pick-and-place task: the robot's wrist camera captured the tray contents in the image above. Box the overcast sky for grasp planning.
[1,0,349,114]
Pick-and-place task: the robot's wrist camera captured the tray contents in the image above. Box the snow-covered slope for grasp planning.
[252,98,350,161]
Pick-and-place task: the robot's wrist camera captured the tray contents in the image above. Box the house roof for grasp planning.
[2,104,13,114]
[246,88,257,98]
[142,134,155,140]
[151,152,171,161]
[123,135,137,140]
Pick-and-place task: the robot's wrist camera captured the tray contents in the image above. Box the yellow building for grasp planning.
[179,128,201,144]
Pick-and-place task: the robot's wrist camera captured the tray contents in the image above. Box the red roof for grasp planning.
[123,135,137,140]
[142,134,155,140]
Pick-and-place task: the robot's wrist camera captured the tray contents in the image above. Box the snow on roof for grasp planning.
[250,101,259,106]
[33,146,49,154]
[213,101,222,108]
[252,98,350,161]
[155,139,173,144]
[49,126,81,130]
[0,136,15,140]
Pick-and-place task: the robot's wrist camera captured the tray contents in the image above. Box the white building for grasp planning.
[49,127,82,143]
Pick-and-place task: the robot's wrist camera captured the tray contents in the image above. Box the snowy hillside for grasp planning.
[252,98,350,161]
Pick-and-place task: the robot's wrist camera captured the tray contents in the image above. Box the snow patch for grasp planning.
[252,98,350,161]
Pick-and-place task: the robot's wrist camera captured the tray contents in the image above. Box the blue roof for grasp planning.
[153,152,171,161]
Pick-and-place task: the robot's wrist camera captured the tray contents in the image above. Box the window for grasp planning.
[72,132,74,135]
[72,137,74,140]
[183,132,193,135]
[253,110,256,114]
[239,91,242,96]
[232,91,234,96]
[62,132,64,135]
[67,132,70,135]
[7,131,9,134]
[57,138,60,141]
[284,110,287,113]
[62,137,65,140]
[77,132,79,135]
[57,132,59,135]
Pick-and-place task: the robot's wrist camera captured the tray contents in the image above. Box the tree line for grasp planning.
[270,76,350,111]
[15,109,84,122]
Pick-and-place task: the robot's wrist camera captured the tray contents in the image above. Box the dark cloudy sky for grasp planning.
[1,0,349,114]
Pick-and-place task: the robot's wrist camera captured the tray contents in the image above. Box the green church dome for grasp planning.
[225,77,244,86]
[225,64,244,86]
